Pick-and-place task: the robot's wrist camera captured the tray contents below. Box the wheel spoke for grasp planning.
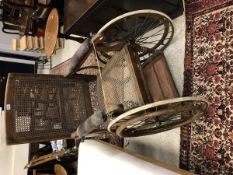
[136,31,171,43]
[137,27,165,42]
[94,10,174,63]
[134,15,150,39]
[137,32,164,42]
[108,97,208,137]
[136,18,162,41]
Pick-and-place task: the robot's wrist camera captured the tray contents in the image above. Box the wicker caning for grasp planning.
[96,45,147,113]
[4,73,95,144]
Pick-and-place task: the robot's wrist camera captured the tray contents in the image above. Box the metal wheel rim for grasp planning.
[116,103,204,137]
[107,96,209,137]
[94,9,174,64]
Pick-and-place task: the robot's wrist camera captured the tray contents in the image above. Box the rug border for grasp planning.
[180,0,233,170]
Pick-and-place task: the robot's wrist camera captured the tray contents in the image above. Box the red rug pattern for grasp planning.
[180,1,233,174]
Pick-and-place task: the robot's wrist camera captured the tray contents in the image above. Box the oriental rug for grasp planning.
[180,1,233,174]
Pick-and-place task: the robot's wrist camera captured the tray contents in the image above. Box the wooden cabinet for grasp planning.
[63,0,183,36]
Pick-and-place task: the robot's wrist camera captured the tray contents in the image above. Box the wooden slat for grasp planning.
[38,36,44,50]
[26,35,33,51]
[32,36,39,51]
[19,35,27,51]
[12,39,18,51]
[143,53,179,102]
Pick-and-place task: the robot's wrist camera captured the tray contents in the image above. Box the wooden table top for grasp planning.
[44,8,59,56]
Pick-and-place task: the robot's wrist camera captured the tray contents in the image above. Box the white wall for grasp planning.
[0,23,17,52]
[0,23,40,57]
[12,144,29,175]
[0,108,15,175]
[0,108,29,175]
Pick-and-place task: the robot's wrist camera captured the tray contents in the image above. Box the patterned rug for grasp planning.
[180,1,233,174]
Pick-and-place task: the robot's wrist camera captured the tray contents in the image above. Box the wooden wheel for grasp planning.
[107,97,208,137]
[93,9,174,64]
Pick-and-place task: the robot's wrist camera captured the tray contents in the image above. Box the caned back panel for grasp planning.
[5,73,94,144]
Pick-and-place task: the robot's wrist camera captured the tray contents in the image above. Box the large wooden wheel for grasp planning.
[107,97,208,137]
[93,9,174,64]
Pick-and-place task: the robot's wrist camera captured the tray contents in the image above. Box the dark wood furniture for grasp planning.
[1,0,35,35]
[63,0,183,37]
[1,0,62,35]
[0,59,36,109]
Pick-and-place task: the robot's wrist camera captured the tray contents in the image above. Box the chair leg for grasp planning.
[58,33,86,43]
[2,23,20,34]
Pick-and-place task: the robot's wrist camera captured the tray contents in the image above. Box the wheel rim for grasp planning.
[94,9,174,64]
[107,97,208,137]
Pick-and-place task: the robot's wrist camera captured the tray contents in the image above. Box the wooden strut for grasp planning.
[25,150,65,169]
[24,148,78,169]
[50,38,92,77]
